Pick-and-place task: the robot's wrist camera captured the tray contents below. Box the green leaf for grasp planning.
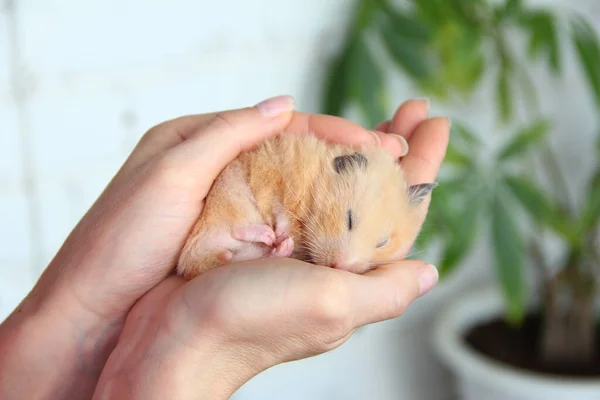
[380,2,432,41]
[450,25,486,94]
[379,19,434,81]
[417,174,472,247]
[438,175,486,277]
[322,43,353,117]
[445,0,484,28]
[439,203,478,277]
[580,168,600,233]
[504,175,574,240]
[444,141,474,167]
[452,121,482,147]
[504,176,555,223]
[347,37,388,127]
[522,11,560,74]
[503,0,523,19]
[412,0,450,25]
[352,0,379,31]
[515,65,539,117]
[415,206,446,251]
[462,51,486,93]
[414,175,467,251]
[496,67,512,123]
[497,119,549,161]
[491,188,526,325]
[570,15,600,110]
[414,215,438,251]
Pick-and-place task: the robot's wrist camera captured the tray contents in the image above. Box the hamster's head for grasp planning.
[302,149,436,274]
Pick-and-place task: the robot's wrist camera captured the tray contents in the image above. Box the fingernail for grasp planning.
[417,264,439,296]
[389,134,409,157]
[368,131,382,146]
[254,95,295,116]
[445,117,452,130]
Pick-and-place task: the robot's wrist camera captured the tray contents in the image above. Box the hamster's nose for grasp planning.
[330,260,359,272]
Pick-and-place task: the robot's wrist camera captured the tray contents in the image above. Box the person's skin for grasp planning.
[0,95,449,400]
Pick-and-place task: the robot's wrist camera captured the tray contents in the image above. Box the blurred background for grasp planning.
[1,0,599,399]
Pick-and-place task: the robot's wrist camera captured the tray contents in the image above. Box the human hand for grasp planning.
[38,95,412,320]
[91,99,450,399]
[92,258,439,400]
[0,95,431,400]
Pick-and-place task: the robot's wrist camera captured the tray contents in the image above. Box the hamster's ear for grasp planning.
[333,152,368,174]
[407,182,438,204]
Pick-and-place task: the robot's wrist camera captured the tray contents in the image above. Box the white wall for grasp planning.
[1,1,598,399]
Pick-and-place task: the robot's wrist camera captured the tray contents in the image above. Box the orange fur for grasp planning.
[177,133,431,280]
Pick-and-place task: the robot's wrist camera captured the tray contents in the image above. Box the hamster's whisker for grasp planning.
[367,248,428,269]
[405,249,426,259]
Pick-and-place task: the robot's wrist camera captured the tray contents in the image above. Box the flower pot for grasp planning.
[432,287,600,400]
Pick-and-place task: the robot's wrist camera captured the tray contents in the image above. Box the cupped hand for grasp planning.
[92,257,438,400]
[0,95,448,400]
[33,96,443,324]
[33,96,402,320]
[91,98,450,399]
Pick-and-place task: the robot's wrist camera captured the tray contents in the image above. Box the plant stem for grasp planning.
[541,250,597,368]
[541,144,575,217]
[529,238,549,283]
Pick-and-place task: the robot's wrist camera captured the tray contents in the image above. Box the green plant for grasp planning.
[321,0,600,369]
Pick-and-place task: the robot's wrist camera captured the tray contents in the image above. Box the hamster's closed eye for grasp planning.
[376,238,389,248]
[346,210,354,230]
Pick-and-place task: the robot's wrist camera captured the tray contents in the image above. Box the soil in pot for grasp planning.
[464,313,600,377]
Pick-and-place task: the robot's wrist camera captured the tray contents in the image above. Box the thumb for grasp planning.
[348,261,439,327]
[158,95,295,193]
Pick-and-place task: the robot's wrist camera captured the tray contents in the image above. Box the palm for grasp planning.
[134,259,368,366]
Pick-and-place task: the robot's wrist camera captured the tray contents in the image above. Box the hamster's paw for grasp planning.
[273,206,291,242]
[178,227,274,279]
[217,250,234,263]
[232,224,276,246]
[271,236,294,258]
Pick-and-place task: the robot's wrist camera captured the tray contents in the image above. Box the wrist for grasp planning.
[93,281,264,400]
[94,331,250,400]
[0,268,125,400]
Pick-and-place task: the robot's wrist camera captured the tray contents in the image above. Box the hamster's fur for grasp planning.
[177,133,436,280]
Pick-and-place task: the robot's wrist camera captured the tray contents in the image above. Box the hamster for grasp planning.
[177,132,436,280]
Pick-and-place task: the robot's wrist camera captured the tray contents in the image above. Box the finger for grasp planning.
[388,99,430,141]
[374,120,391,132]
[348,261,439,327]
[286,112,378,148]
[400,117,450,186]
[128,103,400,176]
[372,130,409,159]
[124,113,216,172]
[285,113,412,158]
[157,95,296,195]
[124,95,295,172]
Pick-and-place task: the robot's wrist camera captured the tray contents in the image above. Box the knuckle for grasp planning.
[312,277,352,327]
[139,123,167,146]
[210,112,237,130]
[391,292,409,318]
[147,153,190,188]
[390,276,420,318]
